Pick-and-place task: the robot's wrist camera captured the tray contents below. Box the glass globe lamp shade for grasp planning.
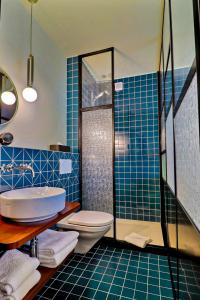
[1,91,16,105]
[22,87,37,102]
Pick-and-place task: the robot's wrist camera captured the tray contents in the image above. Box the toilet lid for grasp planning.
[68,210,113,227]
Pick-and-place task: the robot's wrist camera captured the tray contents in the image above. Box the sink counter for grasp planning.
[0,202,80,250]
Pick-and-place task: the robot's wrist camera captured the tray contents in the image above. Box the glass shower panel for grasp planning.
[166,105,175,193]
[82,109,113,214]
[82,52,112,108]
[165,52,173,113]
[171,0,195,105]
[175,74,200,231]
[160,49,165,109]
[161,153,167,181]
[161,107,166,152]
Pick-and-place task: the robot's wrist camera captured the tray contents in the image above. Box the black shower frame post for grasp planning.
[158,0,200,299]
[78,47,116,239]
[78,55,82,210]
[157,69,168,248]
[193,0,200,144]
[111,48,116,240]
[158,0,178,298]
[158,0,169,249]
[163,45,170,245]
[168,0,179,298]
[161,41,178,300]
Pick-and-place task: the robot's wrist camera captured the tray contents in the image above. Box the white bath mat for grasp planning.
[125,232,152,248]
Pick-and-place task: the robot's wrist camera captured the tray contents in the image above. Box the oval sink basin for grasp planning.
[0,187,66,222]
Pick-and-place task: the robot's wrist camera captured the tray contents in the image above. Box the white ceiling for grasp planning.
[21,0,164,78]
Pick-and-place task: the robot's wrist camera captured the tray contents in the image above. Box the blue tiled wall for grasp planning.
[115,74,160,221]
[66,56,160,222]
[66,57,79,153]
[0,146,80,202]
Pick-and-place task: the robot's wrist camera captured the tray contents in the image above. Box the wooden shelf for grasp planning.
[24,253,73,300]
[0,202,80,299]
[0,202,80,250]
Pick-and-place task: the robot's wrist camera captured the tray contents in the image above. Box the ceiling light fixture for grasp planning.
[22,0,38,103]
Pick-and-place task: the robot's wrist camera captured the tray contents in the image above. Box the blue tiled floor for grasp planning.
[36,244,174,300]
[170,257,200,300]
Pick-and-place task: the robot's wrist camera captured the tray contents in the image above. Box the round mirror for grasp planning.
[0,69,18,125]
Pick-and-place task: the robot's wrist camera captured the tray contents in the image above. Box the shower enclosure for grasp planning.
[71,1,200,298]
[79,48,163,246]
[79,48,115,238]
[78,0,200,261]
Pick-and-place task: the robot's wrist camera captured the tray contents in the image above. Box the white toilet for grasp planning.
[57,210,113,254]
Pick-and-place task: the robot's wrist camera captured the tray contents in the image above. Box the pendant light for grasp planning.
[22,0,38,102]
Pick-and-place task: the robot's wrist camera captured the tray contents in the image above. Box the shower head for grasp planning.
[92,90,110,103]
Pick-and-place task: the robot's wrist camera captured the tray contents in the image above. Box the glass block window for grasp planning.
[82,109,113,214]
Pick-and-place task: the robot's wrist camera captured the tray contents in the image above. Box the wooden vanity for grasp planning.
[0,202,80,299]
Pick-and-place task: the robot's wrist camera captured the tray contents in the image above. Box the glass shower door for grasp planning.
[80,49,114,237]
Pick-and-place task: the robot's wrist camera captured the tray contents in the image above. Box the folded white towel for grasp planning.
[0,270,41,300]
[0,250,40,296]
[37,229,79,256]
[39,239,78,268]
[124,232,152,248]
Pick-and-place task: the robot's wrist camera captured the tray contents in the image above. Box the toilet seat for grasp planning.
[68,210,113,227]
[57,211,114,254]
[57,221,110,233]
[57,211,113,233]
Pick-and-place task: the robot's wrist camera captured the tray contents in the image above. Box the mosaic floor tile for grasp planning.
[178,258,200,300]
[36,243,174,300]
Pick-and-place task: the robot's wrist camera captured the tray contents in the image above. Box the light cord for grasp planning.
[30,2,33,54]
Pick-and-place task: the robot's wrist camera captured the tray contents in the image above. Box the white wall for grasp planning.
[0,0,66,150]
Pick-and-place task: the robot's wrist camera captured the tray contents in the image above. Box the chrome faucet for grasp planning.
[0,163,35,178]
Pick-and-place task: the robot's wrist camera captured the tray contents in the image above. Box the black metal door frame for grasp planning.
[158,0,200,299]
[78,47,116,239]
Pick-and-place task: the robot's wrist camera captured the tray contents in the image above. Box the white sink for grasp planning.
[0,187,66,222]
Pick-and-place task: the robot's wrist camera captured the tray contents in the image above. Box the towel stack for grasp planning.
[37,229,79,268]
[0,250,40,300]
